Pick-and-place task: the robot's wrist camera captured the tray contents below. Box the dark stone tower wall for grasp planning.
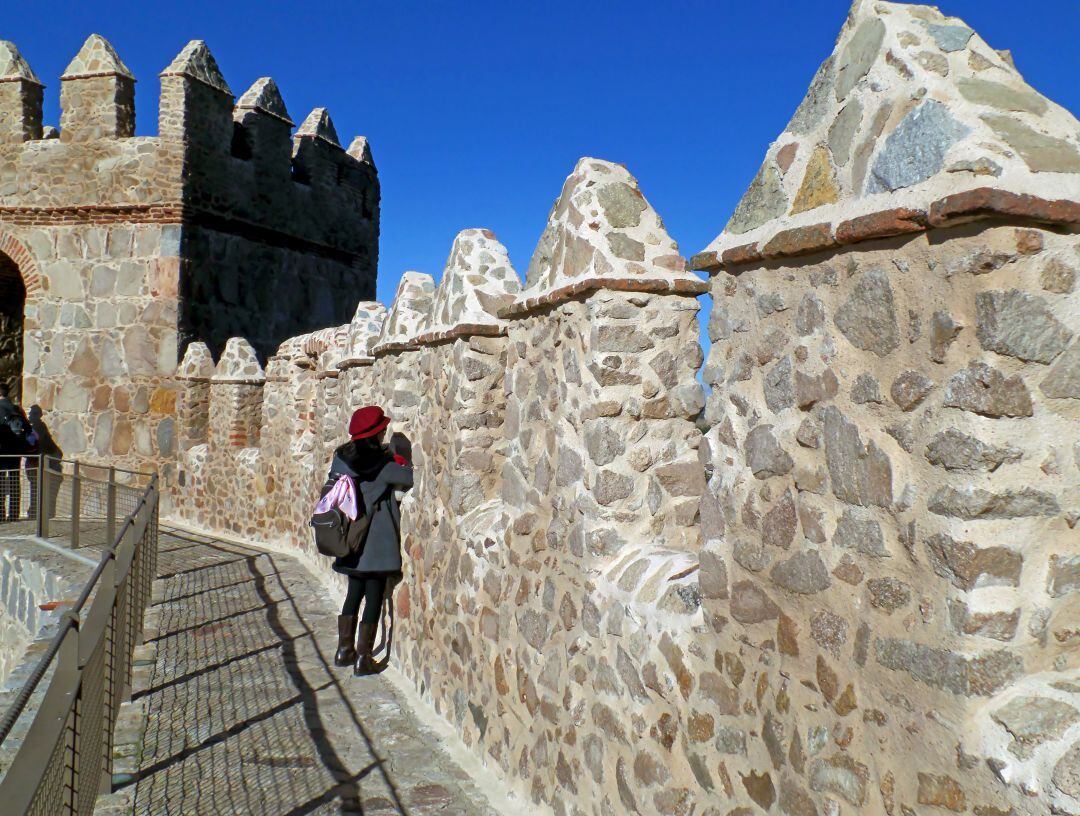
[161,46,379,362]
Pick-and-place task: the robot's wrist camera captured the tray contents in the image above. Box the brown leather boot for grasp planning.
[353,622,378,676]
[335,615,358,666]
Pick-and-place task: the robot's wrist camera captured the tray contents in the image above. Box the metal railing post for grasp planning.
[105,466,117,546]
[35,455,45,538]
[70,461,81,549]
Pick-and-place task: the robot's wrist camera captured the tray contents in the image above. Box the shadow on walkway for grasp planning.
[106,527,496,816]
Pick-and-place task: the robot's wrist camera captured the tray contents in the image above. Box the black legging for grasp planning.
[341,574,386,625]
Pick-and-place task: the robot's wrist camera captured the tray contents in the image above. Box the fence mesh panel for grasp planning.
[75,636,106,816]
[0,458,158,816]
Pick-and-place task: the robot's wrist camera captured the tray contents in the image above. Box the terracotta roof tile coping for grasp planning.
[499,276,708,319]
[335,356,376,371]
[694,188,1080,273]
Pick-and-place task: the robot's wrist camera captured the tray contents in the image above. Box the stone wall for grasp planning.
[0,35,378,475]
[697,222,1078,816]
[168,3,1077,815]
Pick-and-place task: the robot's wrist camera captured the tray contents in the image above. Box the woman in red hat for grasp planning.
[327,405,413,675]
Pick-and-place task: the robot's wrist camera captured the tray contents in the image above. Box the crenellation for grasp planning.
[166,3,1078,813]
[232,77,293,175]
[59,34,135,142]
[346,135,373,166]
[6,3,1079,814]
[175,340,213,451]
[0,41,43,144]
[291,107,347,190]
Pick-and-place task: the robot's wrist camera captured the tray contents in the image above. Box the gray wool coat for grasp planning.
[330,455,414,576]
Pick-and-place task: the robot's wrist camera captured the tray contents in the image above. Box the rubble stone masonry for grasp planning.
[38,1,1080,814]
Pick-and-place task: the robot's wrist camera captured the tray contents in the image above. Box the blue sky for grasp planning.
[6,1,1080,311]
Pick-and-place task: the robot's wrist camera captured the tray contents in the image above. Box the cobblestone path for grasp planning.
[98,527,507,816]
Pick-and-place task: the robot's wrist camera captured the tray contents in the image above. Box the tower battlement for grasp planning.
[0,34,379,475]
[0,36,379,266]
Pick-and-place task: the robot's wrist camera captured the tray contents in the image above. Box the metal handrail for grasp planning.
[0,457,159,813]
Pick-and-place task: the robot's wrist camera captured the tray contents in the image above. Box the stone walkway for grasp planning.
[97,527,507,816]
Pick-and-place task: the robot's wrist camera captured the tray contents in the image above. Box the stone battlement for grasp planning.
[0,36,378,260]
[165,3,1079,814]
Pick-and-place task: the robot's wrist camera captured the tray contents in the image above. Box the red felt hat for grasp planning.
[348,405,391,440]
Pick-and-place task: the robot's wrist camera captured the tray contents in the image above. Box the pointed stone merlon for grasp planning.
[290,109,375,191]
[59,34,135,141]
[371,272,436,356]
[339,301,387,369]
[502,158,706,318]
[159,39,234,144]
[291,107,344,186]
[270,336,313,372]
[298,324,349,377]
[417,229,522,344]
[347,136,374,166]
[176,341,215,381]
[693,0,1080,272]
[235,77,292,125]
[210,338,265,448]
[0,41,44,143]
[212,337,264,383]
[175,342,214,450]
[231,77,293,169]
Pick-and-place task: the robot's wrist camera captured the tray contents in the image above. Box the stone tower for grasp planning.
[0,35,379,470]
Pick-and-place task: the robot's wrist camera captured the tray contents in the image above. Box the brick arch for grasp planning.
[0,232,42,296]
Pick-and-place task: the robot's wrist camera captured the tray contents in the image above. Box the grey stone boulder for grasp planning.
[835,18,886,100]
[726,162,788,235]
[833,508,888,557]
[867,100,970,193]
[982,114,1080,173]
[943,362,1033,417]
[597,182,646,229]
[770,550,831,595]
[929,311,963,363]
[924,429,1021,472]
[788,55,836,134]
[890,370,933,411]
[975,289,1072,364]
[764,355,795,413]
[992,697,1079,759]
[745,425,794,479]
[823,407,892,507]
[1053,742,1080,800]
[1042,340,1080,400]
[925,23,974,52]
[835,268,900,357]
[928,486,1060,519]
[957,77,1048,115]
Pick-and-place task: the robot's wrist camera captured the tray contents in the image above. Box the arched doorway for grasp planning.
[0,252,25,403]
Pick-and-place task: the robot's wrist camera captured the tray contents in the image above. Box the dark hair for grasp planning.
[336,436,391,481]
[340,436,383,460]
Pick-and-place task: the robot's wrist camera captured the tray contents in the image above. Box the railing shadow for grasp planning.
[123,529,411,815]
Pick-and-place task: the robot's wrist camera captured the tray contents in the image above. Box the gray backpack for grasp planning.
[310,474,371,558]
